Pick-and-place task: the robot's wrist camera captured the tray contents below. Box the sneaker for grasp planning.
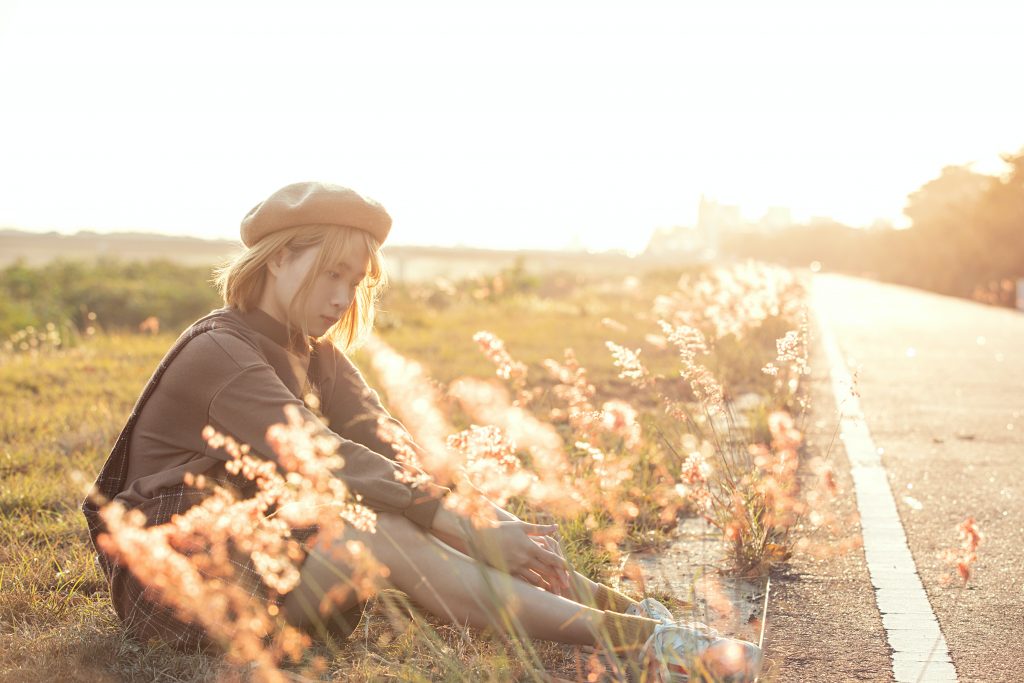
[642,621,763,683]
[626,597,676,624]
[626,598,720,639]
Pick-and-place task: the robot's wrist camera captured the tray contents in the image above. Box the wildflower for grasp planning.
[658,320,725,417]
[767,410,802,452]
[95,399,404,682]
[473,331,528,386]
[770,314,811,380]
[543,349,603,440]
[653,260,803,343]
[605,341,650,386]
[942,516,983,584]
[445,424,537,516]
[680,450,711,485]
[448,376,570,510]
[599,399,642,449]
[363,335,456,481]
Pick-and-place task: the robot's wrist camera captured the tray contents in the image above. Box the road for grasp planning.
[765,272,1024,682]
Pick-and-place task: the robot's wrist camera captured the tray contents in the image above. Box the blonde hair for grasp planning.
[213,224,387,351]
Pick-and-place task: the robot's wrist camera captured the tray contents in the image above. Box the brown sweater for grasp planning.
[114,306,448,529]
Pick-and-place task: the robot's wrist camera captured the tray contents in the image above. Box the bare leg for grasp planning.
[430,526,624,610]
[282,512,610,645]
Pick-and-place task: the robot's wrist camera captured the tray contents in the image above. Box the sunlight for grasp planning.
[1,0,1021,251]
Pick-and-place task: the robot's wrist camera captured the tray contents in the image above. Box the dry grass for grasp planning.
[1,264,810,681]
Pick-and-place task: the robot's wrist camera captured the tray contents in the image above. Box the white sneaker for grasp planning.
[626,597,676,624]
[642,621,763,683]
[626,598,720,639]
[626,598,675,626]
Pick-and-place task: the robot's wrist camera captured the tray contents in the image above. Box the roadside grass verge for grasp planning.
[1,262,812,681]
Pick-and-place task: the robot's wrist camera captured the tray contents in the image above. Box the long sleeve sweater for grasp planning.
[113,306,448,529]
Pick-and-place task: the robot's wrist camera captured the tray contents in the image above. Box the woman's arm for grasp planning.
[317,345,412,459]
[207,358,448,529]
[427,490,518,553]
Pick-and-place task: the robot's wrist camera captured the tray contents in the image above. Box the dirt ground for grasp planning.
[760,315,895,682]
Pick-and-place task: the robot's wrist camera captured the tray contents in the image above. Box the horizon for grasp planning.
[1,1,1022,253]
[0,209,913,256]
[0,225,645,254]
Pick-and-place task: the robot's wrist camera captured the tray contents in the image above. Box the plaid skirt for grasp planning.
[106,478,366,654]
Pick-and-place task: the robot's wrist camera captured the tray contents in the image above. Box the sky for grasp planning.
[1,1,1021,253]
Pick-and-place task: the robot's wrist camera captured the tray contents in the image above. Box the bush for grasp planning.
[0,258,221,338]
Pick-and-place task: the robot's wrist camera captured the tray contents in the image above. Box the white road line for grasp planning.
[812,290,958,683]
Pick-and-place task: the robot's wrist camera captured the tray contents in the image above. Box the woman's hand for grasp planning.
[477,505,573,594]
[430,503,570,592]
[470,519,569,589]
[531,533,573,596]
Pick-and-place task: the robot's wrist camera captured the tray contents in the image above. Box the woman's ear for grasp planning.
[266,248,287,277]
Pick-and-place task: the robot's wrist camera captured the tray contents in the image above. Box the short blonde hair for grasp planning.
[213,224,387,351]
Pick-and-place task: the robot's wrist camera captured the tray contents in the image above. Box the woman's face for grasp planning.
[264,237,371,338]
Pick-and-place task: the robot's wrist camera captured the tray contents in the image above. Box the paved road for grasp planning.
[766,272,1023,682]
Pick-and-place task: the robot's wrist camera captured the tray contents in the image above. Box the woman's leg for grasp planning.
[430,526,637,613]
[564,571,638,613]
[282,512,640,647]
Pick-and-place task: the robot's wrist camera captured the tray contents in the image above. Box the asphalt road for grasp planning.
[766,272,1023,682]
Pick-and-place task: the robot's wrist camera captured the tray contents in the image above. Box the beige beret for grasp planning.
[240,181,392,247]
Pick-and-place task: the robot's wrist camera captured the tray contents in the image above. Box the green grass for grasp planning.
[0,333,605,682]
[0,335,184,681]
[365,275,790,405]
[0,267,803,681]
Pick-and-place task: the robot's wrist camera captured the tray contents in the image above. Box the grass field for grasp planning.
[0,262,809,681]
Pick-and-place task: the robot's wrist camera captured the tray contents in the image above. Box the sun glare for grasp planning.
[0,0,1021,251]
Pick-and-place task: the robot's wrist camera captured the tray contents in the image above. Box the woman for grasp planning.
[82,181,761,681]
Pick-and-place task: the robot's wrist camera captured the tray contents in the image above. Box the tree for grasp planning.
[904,164,993,234]
[975,149,1024,278]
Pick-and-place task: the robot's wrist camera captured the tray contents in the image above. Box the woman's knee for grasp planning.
[281,516,404,631]
[284,513,424,608]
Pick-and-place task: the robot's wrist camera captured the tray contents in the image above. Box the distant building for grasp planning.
[642,196,796,259]
[697,194,743,255]
[758,206,793,231]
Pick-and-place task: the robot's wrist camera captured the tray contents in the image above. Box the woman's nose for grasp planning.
[331,285,353,310]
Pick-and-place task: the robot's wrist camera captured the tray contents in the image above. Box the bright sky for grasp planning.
[1,1,1021,253]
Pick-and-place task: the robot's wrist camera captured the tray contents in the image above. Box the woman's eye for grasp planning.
[327,271,340,280]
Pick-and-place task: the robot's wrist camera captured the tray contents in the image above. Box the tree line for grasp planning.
[723,147,1024,307]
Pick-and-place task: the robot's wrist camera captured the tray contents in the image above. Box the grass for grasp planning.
[0,264,808,681]
[0,333,610,682]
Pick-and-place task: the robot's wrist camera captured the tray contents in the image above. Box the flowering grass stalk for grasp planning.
[916,516,983,683]
[94,405,389,682]
[600,264,821,575]
[376,263,816,578]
